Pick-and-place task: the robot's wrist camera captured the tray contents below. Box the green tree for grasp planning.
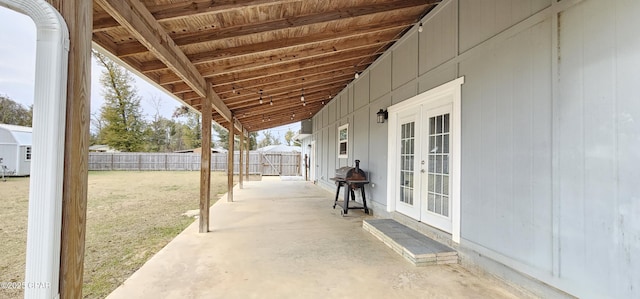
[144,116,175,152]
[173,105,202,149]
[257,130,276,148]
[273,132,282,145]
[248,132,258,150]
[284,129,296,146]
[213,125,257,150]
[212,123,229,150]
[93,51,146,151]
[0,95,32,126]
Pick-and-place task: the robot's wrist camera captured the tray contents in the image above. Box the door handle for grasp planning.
[420,169,425,173]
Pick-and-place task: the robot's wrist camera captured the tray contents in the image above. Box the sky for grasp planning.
[0,7,298,143]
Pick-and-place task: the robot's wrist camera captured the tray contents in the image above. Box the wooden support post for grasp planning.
[239,129,244,189]
[227,120,234,202]
[199,89,212,233]
[48,0,92,297]
[245,136,250,180]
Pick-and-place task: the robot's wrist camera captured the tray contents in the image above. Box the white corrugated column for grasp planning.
[0,1,69,298]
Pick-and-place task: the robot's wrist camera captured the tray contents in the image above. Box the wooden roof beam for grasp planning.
[95,0,234,124]
[141,37,393,75]
[201,45,387,79]
[213,71,354,96]
[180,73,351,104]
[227,82,348,110]
[93,0,301,32]
[159,54,374,86]
[115,1,437,57]
[168,0,432,47]
[233,93,340,118]
[241,108,322,131]
[211,56,377,86]
[138,20,412,72]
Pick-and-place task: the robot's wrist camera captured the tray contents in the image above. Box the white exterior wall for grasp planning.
[16,145,31,175]
[0,144,18,174]
[0,127,30,176]
[309,0,640,298]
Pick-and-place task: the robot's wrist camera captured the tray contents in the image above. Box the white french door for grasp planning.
[387,77,463,242]
[395,112,421,219]
[420,105,453,233]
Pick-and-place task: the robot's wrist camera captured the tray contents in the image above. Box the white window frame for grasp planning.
[338,123,348,158]
[25,146,32,161]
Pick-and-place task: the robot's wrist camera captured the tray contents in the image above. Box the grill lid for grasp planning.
[334,160,367,181]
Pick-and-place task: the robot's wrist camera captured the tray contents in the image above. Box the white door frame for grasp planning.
[386,77,463,243]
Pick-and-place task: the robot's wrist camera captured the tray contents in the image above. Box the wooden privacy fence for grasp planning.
[88,152,301,176]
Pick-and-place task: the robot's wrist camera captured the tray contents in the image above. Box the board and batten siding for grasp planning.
[459,17,554,276]
[310,0,639,298]
[556,1,640,297]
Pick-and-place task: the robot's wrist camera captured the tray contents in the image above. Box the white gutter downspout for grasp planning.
[0,1,69,298]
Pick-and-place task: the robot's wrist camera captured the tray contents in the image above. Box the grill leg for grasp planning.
[343,184,350,215]
[361,186,369,215]
[332,182,341,209]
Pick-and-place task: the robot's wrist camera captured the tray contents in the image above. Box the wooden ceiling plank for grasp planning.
[227,81,349,110]
[233,91,341,116]
[190,41,390,78]
[115,2,434,57]
[92,32,119,55]
[213,70,354,96]
[208,56,377,86]
[208,68,355,98]
[242,107,321,131]
[170,0,432,49]
[139,20,410,72]
[160,53,374,86]
[158,56,360,89]
[95,0,206,96]
[223,75,351,106]
[93,0,302,32]
[94,0,234,123]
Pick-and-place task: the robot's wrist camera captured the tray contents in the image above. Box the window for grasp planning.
[25,146,32,161]
[338,124,348,158]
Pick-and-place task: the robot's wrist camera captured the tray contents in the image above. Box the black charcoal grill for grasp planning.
[330,160,370,216]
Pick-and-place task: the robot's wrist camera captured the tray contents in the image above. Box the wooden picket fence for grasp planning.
[88,151,301,176]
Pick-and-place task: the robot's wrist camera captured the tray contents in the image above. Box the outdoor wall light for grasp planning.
[376,109,388,124]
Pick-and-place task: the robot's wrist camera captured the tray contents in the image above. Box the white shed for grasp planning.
[0,124,32,176]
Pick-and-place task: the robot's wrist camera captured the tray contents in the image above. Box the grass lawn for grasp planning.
[0,171,228,298]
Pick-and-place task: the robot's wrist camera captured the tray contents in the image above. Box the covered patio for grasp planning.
[106,177,527,299]
[8,1,446,297]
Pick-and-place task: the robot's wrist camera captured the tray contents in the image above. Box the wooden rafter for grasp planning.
[224,75,353,107]
[138,20,411,73]
[94,0,234,123]
[113,0,435,57]
[91,0,440,132]
[94,0,301,32]
[141,34,397,75]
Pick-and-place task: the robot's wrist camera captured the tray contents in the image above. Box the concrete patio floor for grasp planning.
[107,177,532,299]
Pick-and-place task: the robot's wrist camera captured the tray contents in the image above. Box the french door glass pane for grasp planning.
[442,195,449,216]
[400,121,415,205]
[435,194,442,214]
[426,113,451,218]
